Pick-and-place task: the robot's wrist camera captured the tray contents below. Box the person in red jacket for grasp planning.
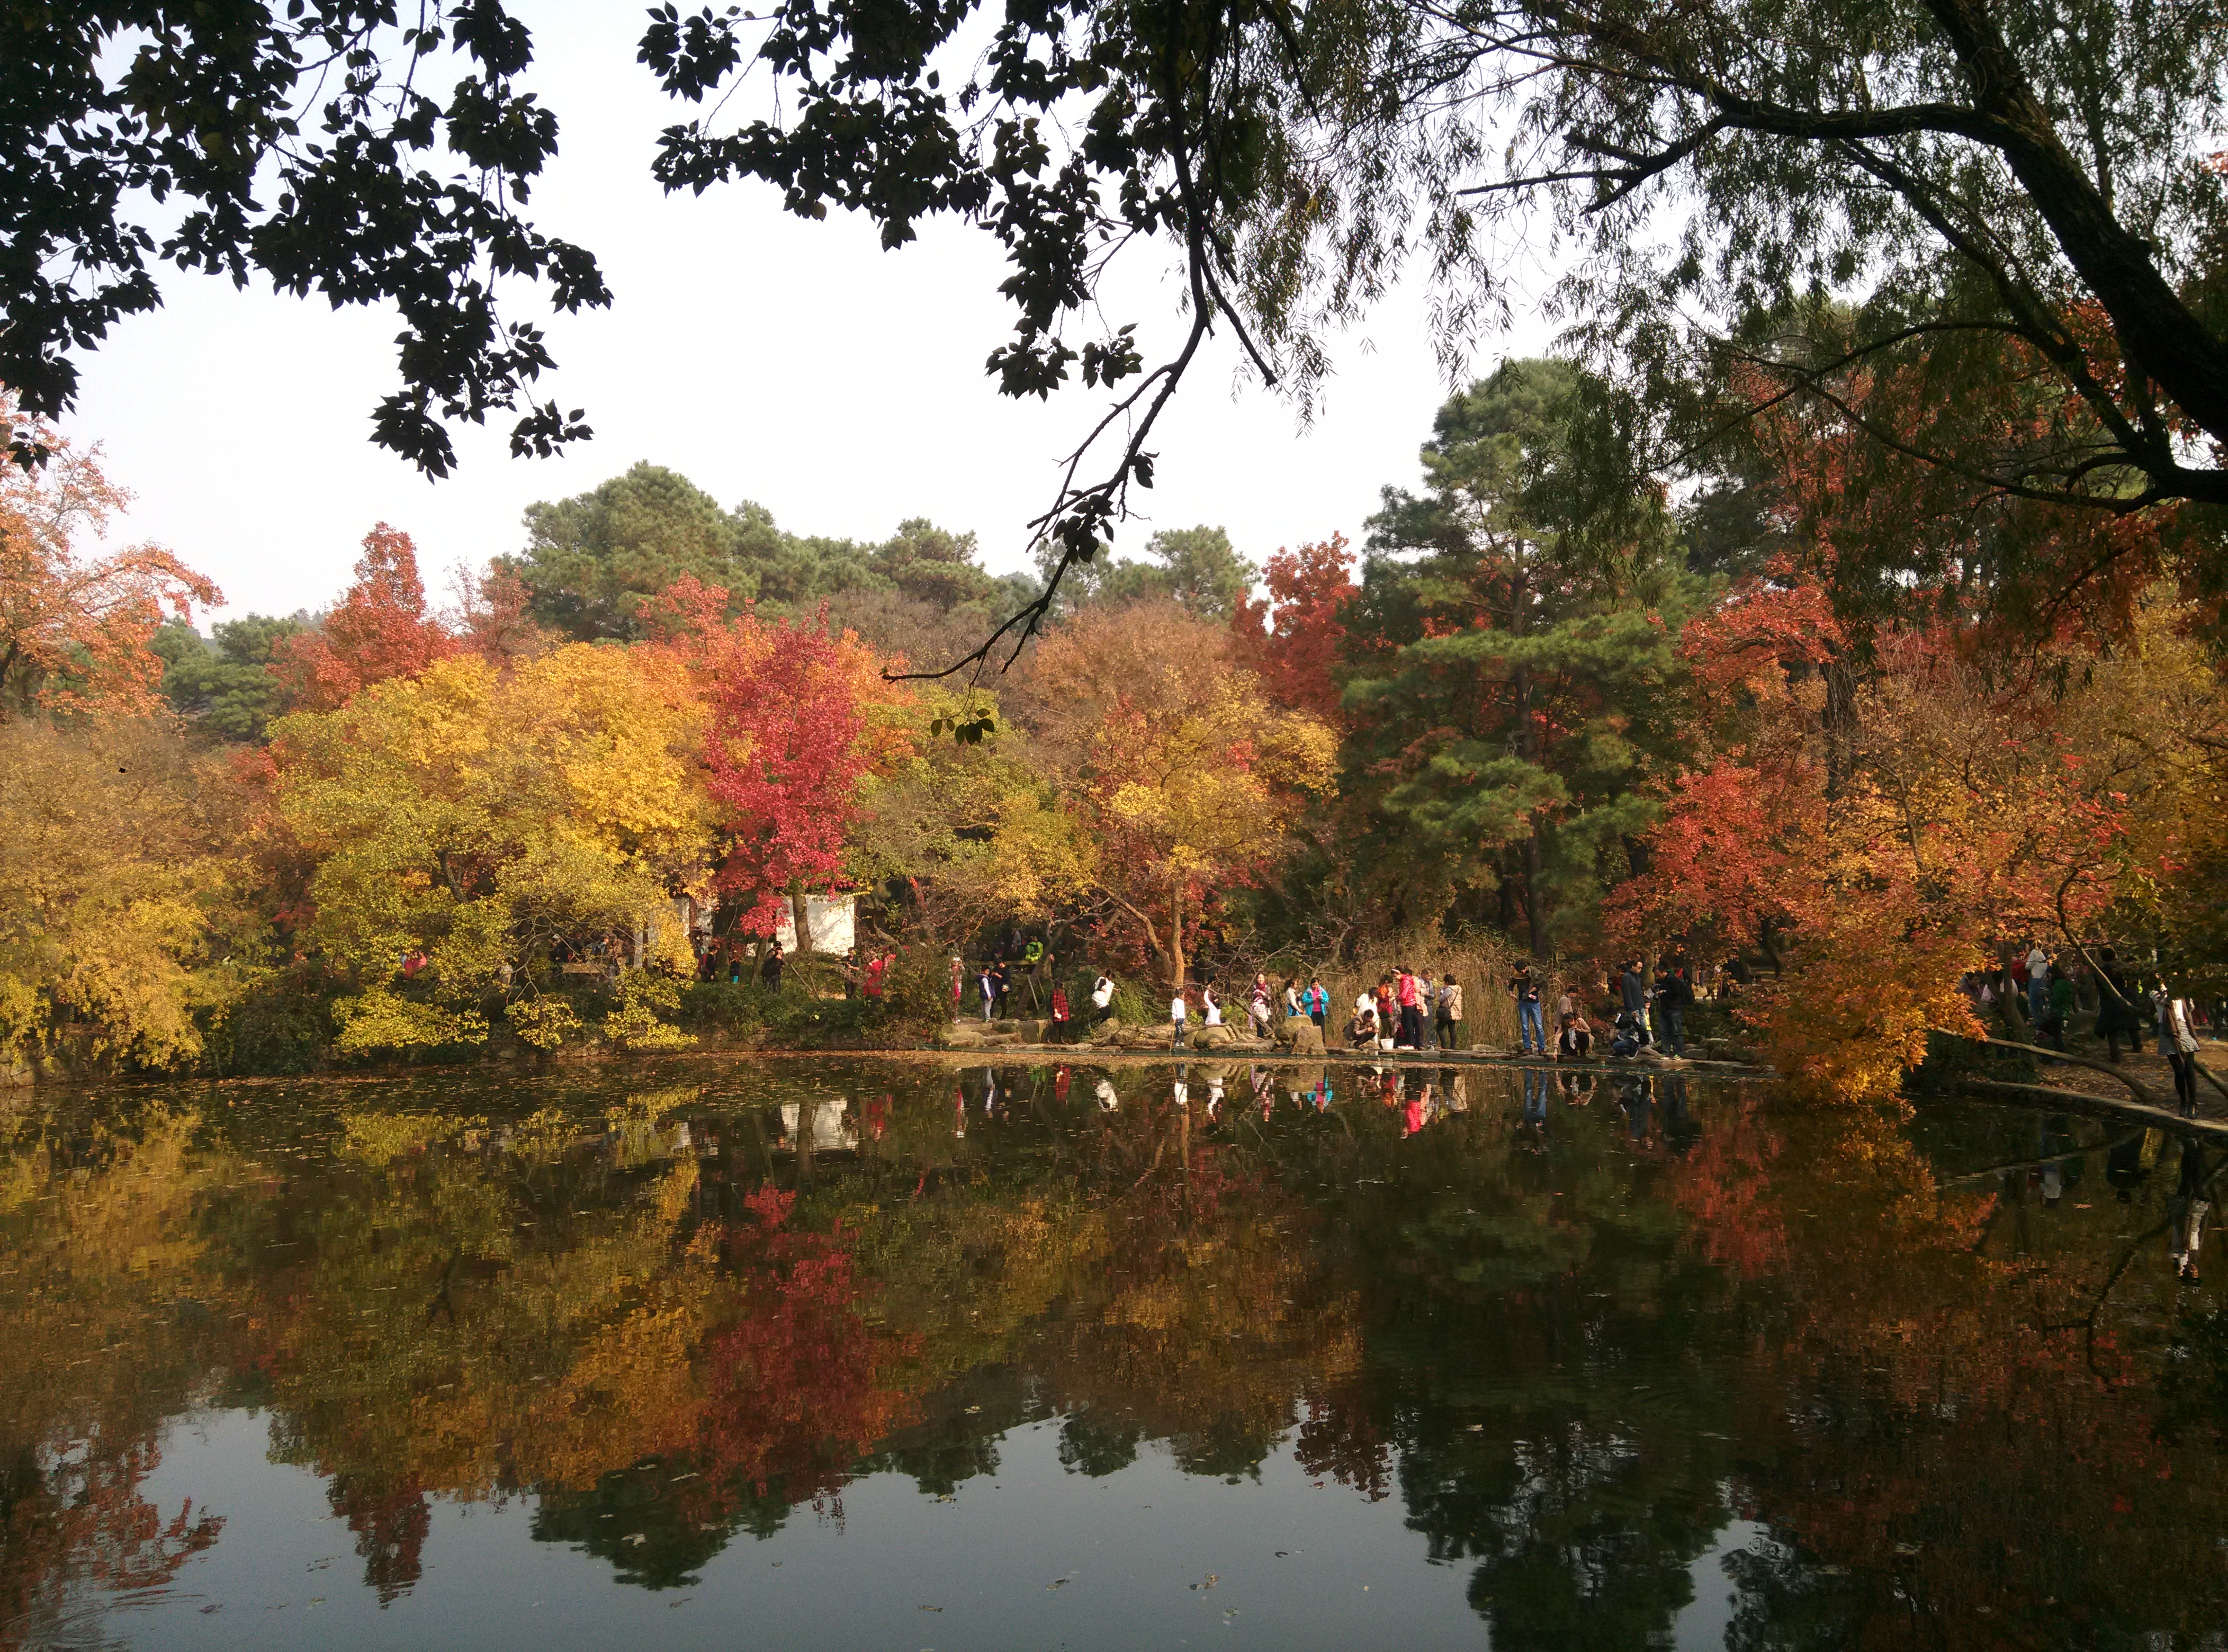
[1395,965,1423,1048]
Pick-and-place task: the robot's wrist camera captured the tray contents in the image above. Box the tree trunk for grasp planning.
[1507,552,1549,958]
[1921,0,2228,459]
[1511,658,1547,958]
[1821,653,1861,803]
[795,1095,817,1191]
[1522,820,1548,959]
[1169,881,1187,998]
[789,879,813,956]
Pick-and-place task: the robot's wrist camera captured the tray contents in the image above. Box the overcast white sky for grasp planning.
[61,1,1561,625]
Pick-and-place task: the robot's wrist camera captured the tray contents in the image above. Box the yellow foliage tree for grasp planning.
[269,644,715,1052]
[0,718,246,1069]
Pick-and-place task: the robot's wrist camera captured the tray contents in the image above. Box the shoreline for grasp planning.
[767,1043,1780,1079]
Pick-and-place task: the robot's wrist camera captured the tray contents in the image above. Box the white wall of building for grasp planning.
[773,894,857,955]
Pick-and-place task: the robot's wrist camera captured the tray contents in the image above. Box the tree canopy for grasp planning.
[3,0,608,474]
[153,613,306,742]
[20,0,2228,640]
[1,398,216,718]
[499,464,1013,647]
[9,360,2227,1101]
[1346,360,1695,952]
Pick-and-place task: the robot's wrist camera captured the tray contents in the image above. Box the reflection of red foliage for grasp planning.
[690,1189,921,1507]
[0,1435,222,1649]
[1661,1094,1787,1277]
[326,1474,431,1604]
[1736,1207,2173,1628]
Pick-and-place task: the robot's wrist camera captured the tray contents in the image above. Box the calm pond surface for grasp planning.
[5,1055,2225,1650]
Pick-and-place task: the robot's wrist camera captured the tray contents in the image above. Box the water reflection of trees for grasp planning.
[9,1066,2228,1642]
[0,1104,232,1647]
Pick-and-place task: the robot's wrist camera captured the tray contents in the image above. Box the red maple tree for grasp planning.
[1232,533,1357,720]
[702,600,909,943]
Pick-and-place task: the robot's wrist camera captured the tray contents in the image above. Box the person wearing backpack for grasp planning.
[1437,975,1463,1050]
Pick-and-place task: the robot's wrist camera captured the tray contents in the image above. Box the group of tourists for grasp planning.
[1168,971,1353,1051]
[947,929,1727,1065]
[1505,958,1702,1062]
[957,937,1065,1023]
[1965,941,2216,1116]
[1338,968,1465,1051]
[694,936,904,1003]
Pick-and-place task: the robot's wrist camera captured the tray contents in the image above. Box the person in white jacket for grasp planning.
[2155,981,2206,1116]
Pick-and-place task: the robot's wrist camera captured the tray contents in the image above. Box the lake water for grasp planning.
[5,1056,2223,1650]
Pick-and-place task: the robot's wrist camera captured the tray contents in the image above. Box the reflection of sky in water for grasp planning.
[130,1411,1771,1651]
[7,1057,2226,1650]
[776,1101,858,1154]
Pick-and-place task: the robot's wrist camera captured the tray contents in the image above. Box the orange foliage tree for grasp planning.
[995,603,1337,992]
[1611,569,2148,1101]
[273,523,457,711]
[0,397,218,718]
[1606,342,2228,1101]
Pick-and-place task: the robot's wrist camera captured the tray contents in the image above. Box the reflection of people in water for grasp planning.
[2035,1114,2082,1209]
[1557,1071,1596,1108]
[1522,1066,1550,1128]
[1514,1068,1549,1151]
[1659,1076,1698,1154]
[1621,1077,1655,1148]
[2106,1129,2153,1205]
[1402,1082,1432,1137]
[1094,1076,1120,1112]
[2170,1138,2211,1282]
[953,1083,967,1139]
[1172,1064,1190,1109]
[1206,1070,1226,1118]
